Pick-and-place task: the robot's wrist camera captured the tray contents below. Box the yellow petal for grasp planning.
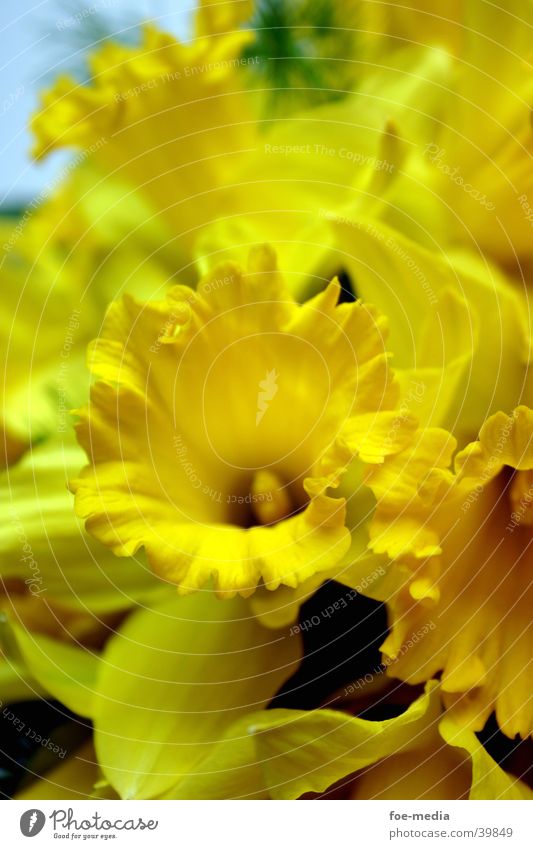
[328,215,528,443]
[249,681,442,799]
[16,743,107,801]
[457,406,533,481]
[440,716,533,800]
[12,624,98,716]
[92,592,301,799]
[163,716,268,800]
[1,436,161,615]
[367,427,456,560]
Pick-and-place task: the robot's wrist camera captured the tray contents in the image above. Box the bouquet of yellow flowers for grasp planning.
[1,0,532,805]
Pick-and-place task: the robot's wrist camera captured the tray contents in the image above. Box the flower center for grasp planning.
[224,469,305,529]
[508,468,533,528]
[250,469,294,525]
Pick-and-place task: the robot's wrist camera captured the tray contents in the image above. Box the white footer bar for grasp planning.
[4,800,532,848]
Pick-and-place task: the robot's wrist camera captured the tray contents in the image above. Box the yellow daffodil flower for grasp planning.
[29,20,446,294]
[30,24,256,276]
[71,245,415,598]
[367,406,533,739]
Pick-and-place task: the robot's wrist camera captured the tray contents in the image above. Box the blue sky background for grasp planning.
[0,0,192,209]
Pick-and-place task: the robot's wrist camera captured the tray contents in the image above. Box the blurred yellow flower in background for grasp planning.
[365,0,533,270]
[28,15,445,292]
